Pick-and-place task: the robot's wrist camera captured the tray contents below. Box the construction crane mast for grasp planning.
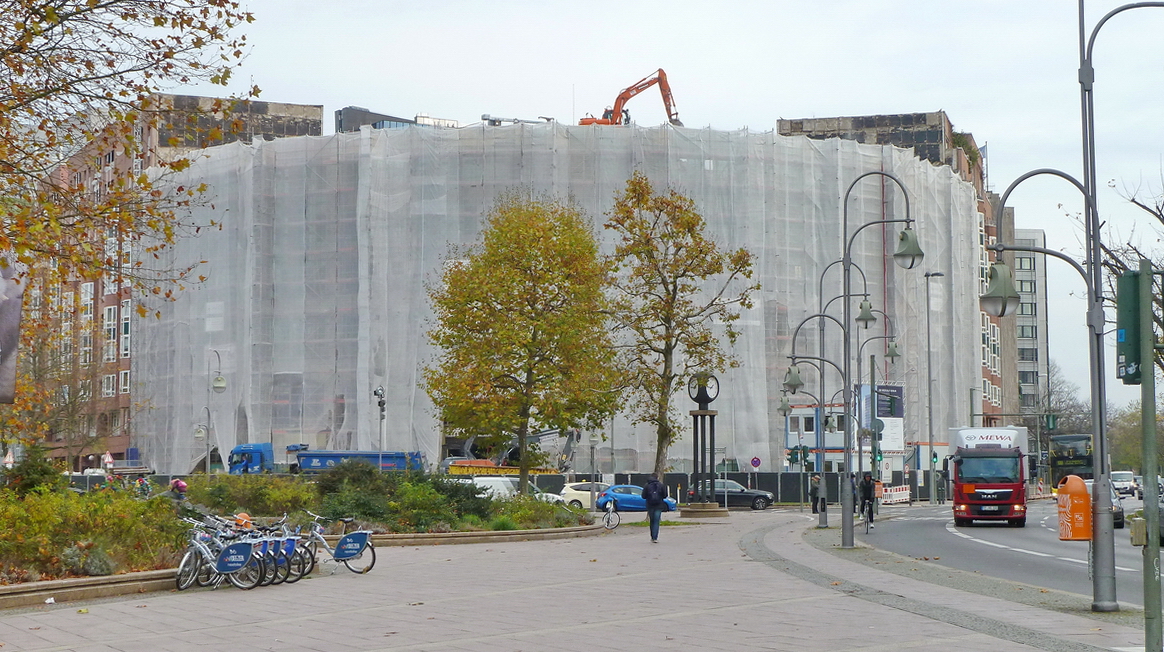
[579,68,683,127]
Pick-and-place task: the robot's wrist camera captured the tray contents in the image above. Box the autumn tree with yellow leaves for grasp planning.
[424,193,620,492]
[605,172,759,477]
[0,0,255,294]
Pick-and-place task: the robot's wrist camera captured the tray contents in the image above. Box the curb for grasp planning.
[0,569,176,611]
[0,524,605,609]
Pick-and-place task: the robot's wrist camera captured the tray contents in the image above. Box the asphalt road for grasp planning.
[862,497,1158,609]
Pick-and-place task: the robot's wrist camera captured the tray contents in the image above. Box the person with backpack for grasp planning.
[641,473,668,543]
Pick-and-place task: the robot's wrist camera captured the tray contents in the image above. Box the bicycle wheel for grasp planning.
[301,541,318,577]
[270,547,293,585]
[227,552,264,590]
[282,547,311,584]
[176,549,199,590]
[602,509,620,530]
[342,542,376,574]
[259,548,280,586]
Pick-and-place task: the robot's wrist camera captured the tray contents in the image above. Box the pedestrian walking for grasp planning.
[641,473,668,543]
[809,474,821,514]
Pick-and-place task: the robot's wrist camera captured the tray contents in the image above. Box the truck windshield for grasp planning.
[958,457,1020,483]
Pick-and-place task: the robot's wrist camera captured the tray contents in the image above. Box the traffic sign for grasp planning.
[750,457,761,469]
[872,418,885,434]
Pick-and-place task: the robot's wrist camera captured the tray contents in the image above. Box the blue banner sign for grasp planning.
[333,531,370,561]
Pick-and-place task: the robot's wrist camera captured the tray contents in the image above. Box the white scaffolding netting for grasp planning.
[133,123,981,475]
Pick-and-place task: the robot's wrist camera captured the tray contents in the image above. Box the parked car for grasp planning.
[560,481,610,509]
[454,476,565,504]
[1135,475,1144,500]
[688,479,774,510]
[1083,480,1124,528]
[595,484,678,512]
[1110,471,1137,497]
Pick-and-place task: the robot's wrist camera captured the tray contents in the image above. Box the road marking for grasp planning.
[943,522,1136,572]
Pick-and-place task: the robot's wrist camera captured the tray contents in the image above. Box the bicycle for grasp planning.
[175,517,262,590]
[601,499,620,530]
[301,510,376,574]
[861,498,875,534]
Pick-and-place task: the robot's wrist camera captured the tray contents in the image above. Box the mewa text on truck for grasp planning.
[945,426,1029,527]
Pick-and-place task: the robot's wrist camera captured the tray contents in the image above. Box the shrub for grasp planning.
[0,487,185,580]
[4,445,65,497]
[488,516,519,531]
[185,474,317,516]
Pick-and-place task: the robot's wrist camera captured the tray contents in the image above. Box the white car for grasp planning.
[559,481,611,509]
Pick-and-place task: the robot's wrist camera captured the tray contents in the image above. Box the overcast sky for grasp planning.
[180,0,1164,410]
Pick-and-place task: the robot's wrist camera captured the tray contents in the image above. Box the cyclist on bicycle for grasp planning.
[857,472,876,528]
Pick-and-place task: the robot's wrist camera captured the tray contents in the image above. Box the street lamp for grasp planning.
[924,271,944,505]
[204,349,226,474]
[982,164,1114,613]
[777,394,803,511]
[373,386,385,470]
[839,171,923,548]
[856,310,899,478]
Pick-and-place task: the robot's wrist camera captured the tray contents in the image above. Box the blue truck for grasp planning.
[227,443,425,474]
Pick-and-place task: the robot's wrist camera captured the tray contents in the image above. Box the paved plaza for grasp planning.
[0,506,1150,651]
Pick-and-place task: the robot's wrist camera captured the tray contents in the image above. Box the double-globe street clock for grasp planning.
[687,373,719,406]
[688,372,719,504]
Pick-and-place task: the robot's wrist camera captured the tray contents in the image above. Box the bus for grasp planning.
[1048,434,1093,490]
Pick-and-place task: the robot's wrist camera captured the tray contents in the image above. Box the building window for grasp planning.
[80,332,92,367]
[102,374,115,398]
[1017,256,1035,270]
[119,370,130,394]
[120,299,131,358]
[1019,348,1038,362]
[1018,302,1036,316]
[1016,280,1035,294]
[1018,325,1037,339]
[1020,393,1038,408]
[1019,370,1039,385]
[81,283,93,320]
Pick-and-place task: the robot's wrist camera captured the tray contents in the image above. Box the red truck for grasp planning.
[946,426,1029,528]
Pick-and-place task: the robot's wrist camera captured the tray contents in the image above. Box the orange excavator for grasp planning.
[579,68,683,127]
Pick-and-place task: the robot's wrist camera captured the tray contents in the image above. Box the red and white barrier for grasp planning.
[881,485,910,504]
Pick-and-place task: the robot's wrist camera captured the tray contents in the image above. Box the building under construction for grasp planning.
[132,122,983,475]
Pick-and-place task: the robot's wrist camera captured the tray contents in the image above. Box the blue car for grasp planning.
[595,484,678,512]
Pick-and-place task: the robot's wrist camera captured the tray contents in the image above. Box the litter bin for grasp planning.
[1057,475,1091,541]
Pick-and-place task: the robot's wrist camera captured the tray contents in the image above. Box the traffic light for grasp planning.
[1116,271,1142,385]
[931,450,938,465]
[875,448,883,463]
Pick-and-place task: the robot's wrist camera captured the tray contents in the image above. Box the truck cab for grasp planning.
[948,426,1028,528]
[228,443,274,474]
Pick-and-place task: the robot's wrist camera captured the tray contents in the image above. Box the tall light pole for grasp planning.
[924,271,944,505]
[1075,1,1164,614]
[205,349,226,473]
[373,386,385,471]
[984,165,1112,611]
[840,171,923,548]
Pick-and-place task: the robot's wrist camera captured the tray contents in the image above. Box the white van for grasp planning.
[458,476,564,504]
[1111,471,1136,497]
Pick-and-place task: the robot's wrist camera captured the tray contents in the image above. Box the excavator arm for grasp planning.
[580,68,683,127]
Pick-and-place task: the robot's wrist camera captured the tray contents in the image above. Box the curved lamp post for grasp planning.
[838,171,924,548]
[985,165,1114,612]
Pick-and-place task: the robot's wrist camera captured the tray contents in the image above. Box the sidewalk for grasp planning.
[0,506,1148,652]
